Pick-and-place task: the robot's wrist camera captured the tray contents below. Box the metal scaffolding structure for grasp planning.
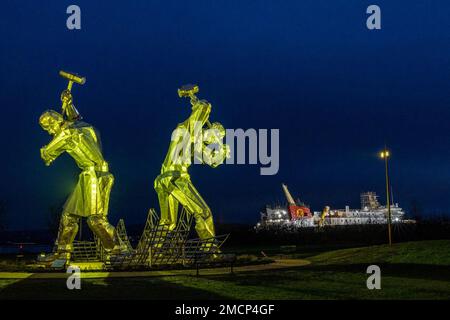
[72,240,100,262]
[70,208,228,270]
[360,192,381,210]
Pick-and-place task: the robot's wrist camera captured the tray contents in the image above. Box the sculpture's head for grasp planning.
[204,122,226,145]
[39,110,64,135]
[210,122,225,138]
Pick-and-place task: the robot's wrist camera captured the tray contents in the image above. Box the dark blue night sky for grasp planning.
[1,1,450,230]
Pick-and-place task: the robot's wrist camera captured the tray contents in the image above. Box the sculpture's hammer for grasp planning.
[178,84,213,128]
[59,70,85,121]
[59,70,86,92]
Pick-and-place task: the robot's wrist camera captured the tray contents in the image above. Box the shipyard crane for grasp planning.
[281,183,312,220]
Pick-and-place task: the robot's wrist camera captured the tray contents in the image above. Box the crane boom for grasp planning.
[282,183,296,206]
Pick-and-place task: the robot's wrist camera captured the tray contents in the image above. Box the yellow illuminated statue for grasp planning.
[319,206,330,227]
[154,84,229,242]
[39,71,124,264]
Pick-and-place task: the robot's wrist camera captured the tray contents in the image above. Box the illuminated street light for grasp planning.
[380,147,392,246]
[380,150,390,158]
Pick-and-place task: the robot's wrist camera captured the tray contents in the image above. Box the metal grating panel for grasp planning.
[72,207,229,270]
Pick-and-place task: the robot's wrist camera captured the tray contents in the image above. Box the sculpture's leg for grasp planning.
[193,212,216,242]
[86,214,120,252]
[156,190,175,230]
[98,172,114,216]
[171,177,216,240]
[155,176,178,231]
[84,172,124,254]
[37,212,79,264]
[55,212,80,253]
[168,195,179,228]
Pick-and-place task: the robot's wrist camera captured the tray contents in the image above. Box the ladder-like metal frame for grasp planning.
[71,207,229,269]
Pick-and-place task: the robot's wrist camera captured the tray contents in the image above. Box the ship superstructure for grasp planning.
[256,185,409,229]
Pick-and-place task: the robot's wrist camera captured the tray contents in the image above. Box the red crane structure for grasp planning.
[281,183,312,220]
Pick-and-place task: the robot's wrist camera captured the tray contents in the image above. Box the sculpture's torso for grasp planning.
[43,121,109,172]
[65,122,108,172]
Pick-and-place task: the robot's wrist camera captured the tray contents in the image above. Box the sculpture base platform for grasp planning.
[68,261,105,271]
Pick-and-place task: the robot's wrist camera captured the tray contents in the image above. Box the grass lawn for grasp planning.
[0,240,449,299]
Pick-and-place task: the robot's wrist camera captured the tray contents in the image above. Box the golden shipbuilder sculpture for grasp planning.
[38,71,126,265]
[154,84,229,243]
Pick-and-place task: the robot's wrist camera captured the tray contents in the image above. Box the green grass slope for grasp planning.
[0,240,449,299]
[310,240,450,266]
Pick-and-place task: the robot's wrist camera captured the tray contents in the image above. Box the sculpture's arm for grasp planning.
[189,100,211,132]
[40,129,73,166]
[61,89,82,121]
[189,100,212,163]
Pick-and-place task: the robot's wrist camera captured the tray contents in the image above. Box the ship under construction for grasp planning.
[256,184,413,229]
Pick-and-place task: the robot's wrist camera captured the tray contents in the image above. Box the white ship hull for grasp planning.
[256,192,412,229]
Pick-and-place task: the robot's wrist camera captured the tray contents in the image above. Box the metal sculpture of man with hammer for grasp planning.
[154,84,229,244]
[38,71,124,264]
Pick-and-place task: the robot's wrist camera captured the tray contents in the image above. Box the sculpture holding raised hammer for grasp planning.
[38,71,127,266]
[154,84,229,249]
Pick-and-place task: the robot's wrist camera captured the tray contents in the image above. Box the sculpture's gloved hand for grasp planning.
[40,147,53,166]
[60,89,73,104]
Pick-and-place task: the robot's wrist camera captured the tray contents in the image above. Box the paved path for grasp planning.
[0,259,310,279]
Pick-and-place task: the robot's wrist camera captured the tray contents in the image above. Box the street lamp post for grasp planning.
[380,148,392,246]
